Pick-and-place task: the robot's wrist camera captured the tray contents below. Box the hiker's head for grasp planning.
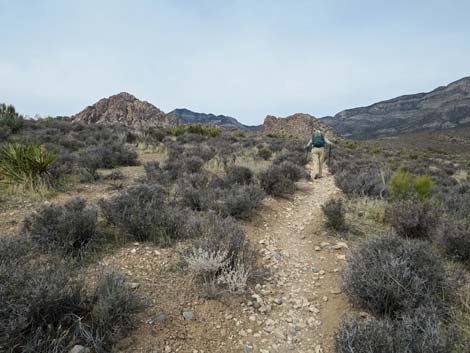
[315,130,321,134]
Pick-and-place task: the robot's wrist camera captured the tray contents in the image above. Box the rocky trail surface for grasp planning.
[238,163,348,353]
[106,162,350,353]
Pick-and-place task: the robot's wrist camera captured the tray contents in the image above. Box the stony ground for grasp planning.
[1,155,350,353]
[105,162,350,353]
[238,164,349,353]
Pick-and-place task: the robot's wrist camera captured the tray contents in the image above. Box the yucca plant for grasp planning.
[0,143,56,190]
[0,103,24,132]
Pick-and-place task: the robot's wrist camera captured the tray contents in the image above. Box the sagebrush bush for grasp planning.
[257,147,272,160]
[22,197,98,256]
[434,182,470,221]
[224,165,253,185]
[214,184,265,219]
[385,199,438,238]
[273,150,309,166]
[80,142,138,175]
[100,184,197,245]
[343,235,452,317]
[278,161,309,182]
[335,311,456,353]
[436,219,470,267]
[260,164,296,196]
[0,236,141,353]
[322,198,346,231]
[184,213,254,293]
[89,270,141,348]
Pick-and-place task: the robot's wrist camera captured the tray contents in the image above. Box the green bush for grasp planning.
[389,170,434,200]
[0,143,56,190]
[388,170,414,199]
[168,124,220,137]
[413,175,434,199]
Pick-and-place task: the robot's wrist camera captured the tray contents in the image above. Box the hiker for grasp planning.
[306,130,333,179]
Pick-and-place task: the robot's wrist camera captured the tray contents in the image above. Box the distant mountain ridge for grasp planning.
[322,77,470,139]
[167,108,258,130]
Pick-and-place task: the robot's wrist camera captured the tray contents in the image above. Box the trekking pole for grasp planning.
[328,144,332,162]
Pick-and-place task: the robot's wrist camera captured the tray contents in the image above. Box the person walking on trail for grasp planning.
[306,130,333,179]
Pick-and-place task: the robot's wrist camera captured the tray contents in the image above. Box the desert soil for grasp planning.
[1,155,350,353]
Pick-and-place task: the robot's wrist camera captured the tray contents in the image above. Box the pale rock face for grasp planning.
[322,77,470,139]
[262,113,334,140]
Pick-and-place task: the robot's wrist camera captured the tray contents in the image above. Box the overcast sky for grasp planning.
[1,0,470,125]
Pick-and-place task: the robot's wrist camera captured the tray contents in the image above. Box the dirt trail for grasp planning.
[111,161,350,353]
[240,162,349,353]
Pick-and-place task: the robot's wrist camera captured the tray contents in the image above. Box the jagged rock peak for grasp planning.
[71,92,176,128]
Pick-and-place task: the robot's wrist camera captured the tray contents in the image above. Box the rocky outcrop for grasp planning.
[167,108,258,131]
[322,77,470,139]
[262,113,334,140]
[71,92,177,128]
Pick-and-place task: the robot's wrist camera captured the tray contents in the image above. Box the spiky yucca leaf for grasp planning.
[0,143,55,190]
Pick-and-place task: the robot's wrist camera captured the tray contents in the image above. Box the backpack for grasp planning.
[311,131,325,147]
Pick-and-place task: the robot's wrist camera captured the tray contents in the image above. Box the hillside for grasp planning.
[71,92,177,128]
[322,77,470,139]
[168,108,258,130]
[262,113,335,140]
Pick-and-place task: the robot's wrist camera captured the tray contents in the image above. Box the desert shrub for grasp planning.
[259,164,296,196]
[413,175,434,199]
[168,124,220,137]
[322,198,346,231]
[0,236,141,353]
[143,160,170,185]
[257,147,272,160]
[0,143,56,190]
[278,161,309,181]
[335,311,456,353]
[434,182,470,220]
[104,169,126,180]
[100,184,196,245]
[178,177,264,219]
[388,170,414,199]
[88,271,141,349]
[185,145,216,161]
[343,235,452,317]
[389,170,434,200]
[164,155,204,180]
[224,165,253,185]
[436,219,470,266]
[22,197,98,256]
[385,199,438,238]
[336,164,388,197]
[214,184,265,219]
[274,150,309,166]
[81,142,138,171]
[177,173,210,211]
[184,213,254,293]
[0,103,24,133]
